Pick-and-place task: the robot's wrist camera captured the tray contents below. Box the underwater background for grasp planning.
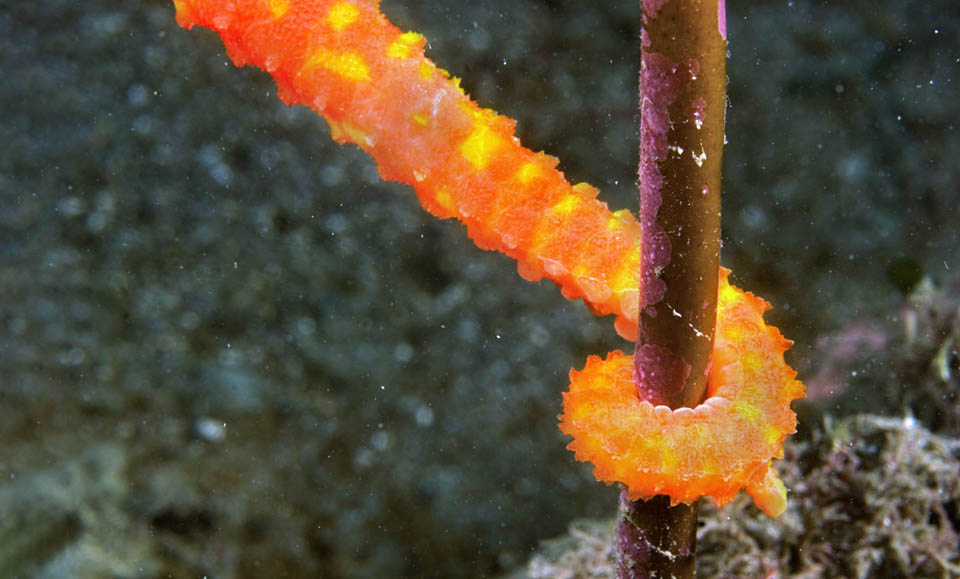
[1,0,958,576]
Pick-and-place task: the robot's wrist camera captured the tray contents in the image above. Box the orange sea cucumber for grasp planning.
[174,0,642,341]
[173,0,804,517]
[560,269,804,516]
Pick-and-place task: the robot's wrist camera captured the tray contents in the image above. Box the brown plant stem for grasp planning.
[620,0,727,577]
[617,492,697,578]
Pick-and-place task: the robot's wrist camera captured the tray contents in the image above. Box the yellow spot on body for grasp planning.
[732,399,762,423]
[606,209,629,231]
[387,32,425,59]
[328,120,368,147]
[269,0,289,19]
[610,247,640,294]
[658,445,679,474]
[719,283,739,307]
[763,424,782,446]
[515,162,542,184]
[327,2,360,31]
[610,272,633,296]
[571,264,592,281]
[302,48,369,82]
[387,43,411,60]
[463,104,493,122]
[399,31,424,45]
[412,113,428,127]
[460,124,505,170]
[552,194,581,216]
[434,188,456,212]
[418,61,434,80]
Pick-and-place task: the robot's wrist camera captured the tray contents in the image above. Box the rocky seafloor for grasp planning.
[1,0,958,577]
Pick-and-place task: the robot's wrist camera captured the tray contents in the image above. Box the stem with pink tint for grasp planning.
[619,0,727,577]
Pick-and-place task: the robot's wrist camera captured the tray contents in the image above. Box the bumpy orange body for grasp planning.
[173,0,804,517]
[175,0,642,340]
[560,269,804,516]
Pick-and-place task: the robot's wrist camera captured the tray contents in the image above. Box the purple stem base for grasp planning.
[616,489,697,578]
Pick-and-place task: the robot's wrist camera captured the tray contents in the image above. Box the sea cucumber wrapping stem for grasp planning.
[171,4,801,573]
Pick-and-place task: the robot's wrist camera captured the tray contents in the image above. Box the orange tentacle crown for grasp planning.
[173,0,804,517]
